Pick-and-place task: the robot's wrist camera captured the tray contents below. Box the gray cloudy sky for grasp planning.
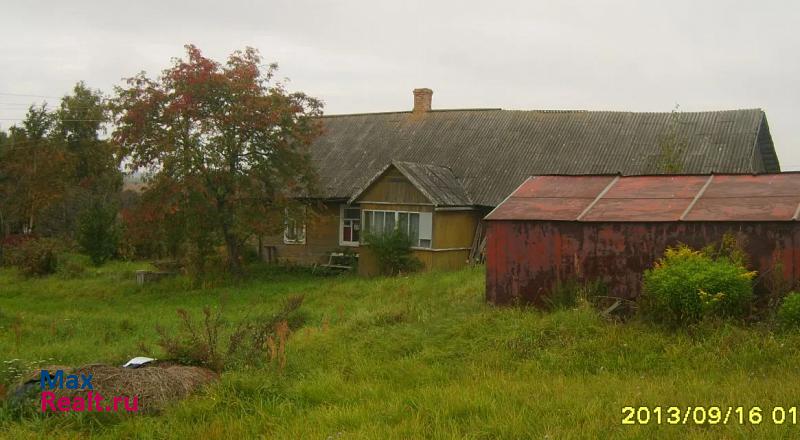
[2,0,799,169]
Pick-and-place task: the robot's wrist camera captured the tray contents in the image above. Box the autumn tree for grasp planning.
[112,45,322,274]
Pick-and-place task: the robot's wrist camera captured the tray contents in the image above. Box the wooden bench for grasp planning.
[135,270,176,285]
[314,252,358,273]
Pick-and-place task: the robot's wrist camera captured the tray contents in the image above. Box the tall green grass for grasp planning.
[2,263,800,439]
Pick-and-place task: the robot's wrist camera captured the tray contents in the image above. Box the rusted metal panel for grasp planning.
[685,196,800,221]
[582,198,691,222]
[513,175,616,198]
[486,197,594,221]
[485,221,800,305]
[603,175,710,199]
[703,174,800,198]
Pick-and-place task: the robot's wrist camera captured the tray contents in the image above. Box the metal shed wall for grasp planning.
[486,221,800,305]
[485,174,800,305]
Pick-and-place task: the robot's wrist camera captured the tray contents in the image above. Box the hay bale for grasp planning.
[27,363,218,413]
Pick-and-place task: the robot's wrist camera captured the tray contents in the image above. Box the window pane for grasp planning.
[409,213,420,244]
[419,212,432,240]
[352,220,360,242]
[419,239,431,248]
[398,212,408,234]
[374,211,385,235]
[345,208,360,219]
[285,206,307,244]
[286,220,295,240]
[343,225,351,242]
[385,211,395,231]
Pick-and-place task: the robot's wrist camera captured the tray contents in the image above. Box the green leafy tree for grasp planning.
[112,44,323,275]
[77,200,120,265]
[0,105,70,234]
[55,82,120,189]
[0,84,121,240]
[0,128,8,238]
[44,83,122,239]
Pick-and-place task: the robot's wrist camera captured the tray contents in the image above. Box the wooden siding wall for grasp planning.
[358,247,473,276]
[260,202,341,265]
[433,210,481,249]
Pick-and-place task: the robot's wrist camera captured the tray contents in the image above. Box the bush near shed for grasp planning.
[641,244,756,326]
[777,292,800,330]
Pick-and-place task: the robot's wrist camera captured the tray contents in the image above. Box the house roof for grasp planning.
[310,108,779,207]
[349,161,472,206]
[485,173,800,222]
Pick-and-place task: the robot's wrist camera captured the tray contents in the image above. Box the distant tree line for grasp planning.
[0,82,122,265]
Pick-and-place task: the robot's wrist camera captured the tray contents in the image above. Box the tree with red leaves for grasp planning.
[112,45,322,275]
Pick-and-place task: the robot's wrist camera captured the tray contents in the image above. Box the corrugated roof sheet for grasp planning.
[393,161,472,206]
[486,173,800,222]
[311,108,779,206]
[349,161,472,206]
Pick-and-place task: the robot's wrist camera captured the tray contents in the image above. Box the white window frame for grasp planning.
[362,209,433,249]
[283,207,306,245]
[339,205,361,247]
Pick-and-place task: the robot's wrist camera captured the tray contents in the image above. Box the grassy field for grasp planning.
[2,261,800,439]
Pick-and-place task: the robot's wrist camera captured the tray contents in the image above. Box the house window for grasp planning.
[340,206,361,246]
[283,208,306,244]
[362,210,432,248]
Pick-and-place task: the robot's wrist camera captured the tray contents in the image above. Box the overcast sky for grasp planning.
[1,0,798,169]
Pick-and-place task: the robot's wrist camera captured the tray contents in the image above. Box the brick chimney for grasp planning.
[412,88,433,113]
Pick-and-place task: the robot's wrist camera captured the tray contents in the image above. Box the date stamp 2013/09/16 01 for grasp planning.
[622,406,800,426]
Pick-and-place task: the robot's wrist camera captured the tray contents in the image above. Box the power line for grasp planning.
[0,118,106,121]
[0,92,62,99]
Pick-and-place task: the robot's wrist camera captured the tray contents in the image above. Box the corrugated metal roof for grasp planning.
[349,161,472,206]
[311,108,778,206]
[486,173,800,222]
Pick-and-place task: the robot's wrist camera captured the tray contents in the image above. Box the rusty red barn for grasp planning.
[484,173,800,305]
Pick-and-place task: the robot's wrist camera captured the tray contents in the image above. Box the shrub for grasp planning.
[77,201,120,266]
[364,230,423,276]
[226,294,306,370]
[57,256,88,279]
[641,244,756,325]
[155,295,306,372]
[5,238,60,277]
[156,306,225,372]
[777,292,800,330]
